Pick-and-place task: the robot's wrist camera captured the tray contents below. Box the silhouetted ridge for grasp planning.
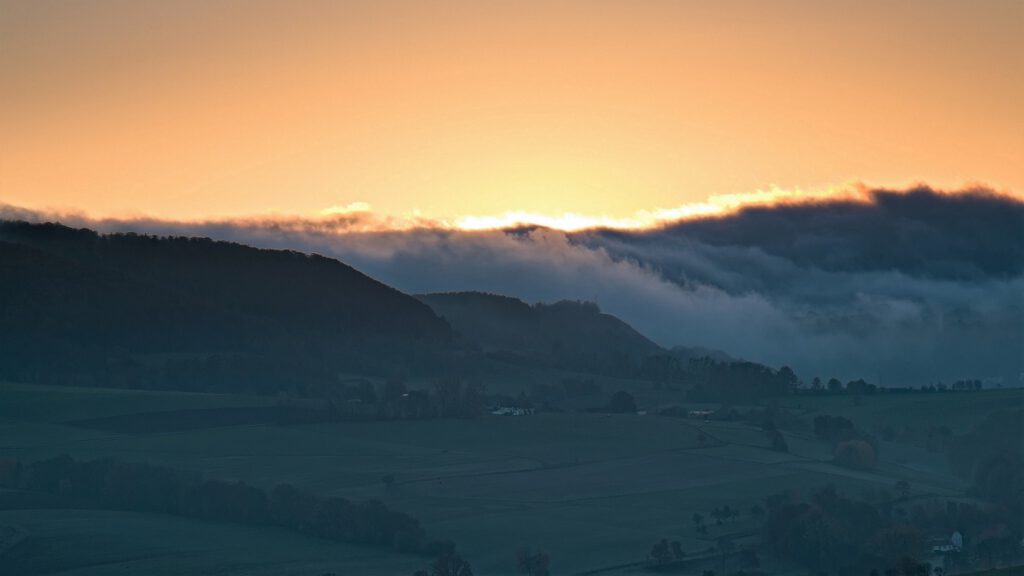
[1,221,450,340]
[418,291,661,374]
[0,221,452,388]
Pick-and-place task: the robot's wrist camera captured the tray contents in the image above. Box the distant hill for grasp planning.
[0,221,744,393]
[417,291,663,374]
[668,345,732,364]
[0,221,452,389]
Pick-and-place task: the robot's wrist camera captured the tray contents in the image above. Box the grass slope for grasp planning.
[0,382,989,575]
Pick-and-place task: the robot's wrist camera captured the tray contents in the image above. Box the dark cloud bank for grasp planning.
[5,186,1022,385]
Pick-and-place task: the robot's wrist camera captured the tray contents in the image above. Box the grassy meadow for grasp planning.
[0,381,1012,575]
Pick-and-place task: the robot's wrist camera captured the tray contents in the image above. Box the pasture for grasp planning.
[0,381,995,575]
[779,388,1024,436]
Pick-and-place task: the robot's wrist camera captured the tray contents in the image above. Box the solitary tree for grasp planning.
[608,390,637,414]
[721,504,734,523]
[835,440,877,470]
[777,366,799,394]
[649,539,672,565]
[749,504,765,520]
[671,540,685,559]
[711,507,725,525]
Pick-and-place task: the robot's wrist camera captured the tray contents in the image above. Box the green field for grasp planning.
[0,508,423,575]
[779,388,1024,436]
[0,382,1010,575]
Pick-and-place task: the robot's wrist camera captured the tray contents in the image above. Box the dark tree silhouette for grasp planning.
[649,538,672,565]
[835,440,878,470]
[607,390,637,413]
[18,456,428,554]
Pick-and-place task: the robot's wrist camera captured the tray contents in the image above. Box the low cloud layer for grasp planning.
[4,185,1022,385]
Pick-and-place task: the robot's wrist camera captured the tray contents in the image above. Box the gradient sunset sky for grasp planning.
[2,0,1021,224]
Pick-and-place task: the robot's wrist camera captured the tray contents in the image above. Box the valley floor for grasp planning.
[0,382,1016,575]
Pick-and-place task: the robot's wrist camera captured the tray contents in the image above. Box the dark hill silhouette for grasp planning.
[0,221,452,389]
[417,291,662,374]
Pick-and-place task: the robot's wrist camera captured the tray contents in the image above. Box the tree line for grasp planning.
[638,355,800,403]
[801,377,989,395]
[0,455,448,556]
[761,482,1021,575]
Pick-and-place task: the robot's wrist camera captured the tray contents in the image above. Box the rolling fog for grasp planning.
[5,185,1021,385]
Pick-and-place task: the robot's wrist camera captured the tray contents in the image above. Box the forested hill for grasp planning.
[417,291,662,373]
[0,221,452,389]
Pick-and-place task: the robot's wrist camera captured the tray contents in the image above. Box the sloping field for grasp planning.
[0,382,275,422]
[780,389,1024,435]
[0,382,978,575]
[0,508,422,576]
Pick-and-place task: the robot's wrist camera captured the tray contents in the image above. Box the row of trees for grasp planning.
[1,455,445,555]
[802,377,987,395]
[636,354,803,403]
[685,359,799,404]
[803,377,878,395]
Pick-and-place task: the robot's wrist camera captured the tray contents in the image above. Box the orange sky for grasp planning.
[2,0,1021,224]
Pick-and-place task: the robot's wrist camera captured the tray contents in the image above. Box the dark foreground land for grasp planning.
[0,382,1020,576]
